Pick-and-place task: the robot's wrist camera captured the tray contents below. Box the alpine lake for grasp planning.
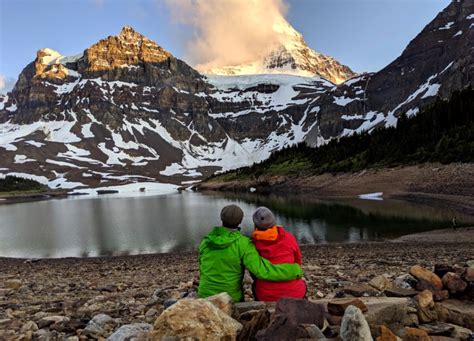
[0,190,472,258]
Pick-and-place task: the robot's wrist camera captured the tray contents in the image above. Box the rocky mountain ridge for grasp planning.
[0,0,473,190]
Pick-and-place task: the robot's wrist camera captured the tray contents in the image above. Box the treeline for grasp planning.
[211,87,474,181]
[0,176,46,192]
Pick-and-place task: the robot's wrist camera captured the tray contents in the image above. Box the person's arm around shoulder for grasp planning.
[240,236,303,281]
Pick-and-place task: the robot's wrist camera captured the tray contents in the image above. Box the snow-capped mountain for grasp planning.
[0,0,472,189]
[0,27,329,188]
[197,17,356,84]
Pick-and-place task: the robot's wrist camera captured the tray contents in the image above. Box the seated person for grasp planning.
[198,204,303,302]
[252,206,307,301]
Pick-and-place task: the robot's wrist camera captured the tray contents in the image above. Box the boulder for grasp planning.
[37,315,70,329]
[394,274,418,289]
[273,298,325,328]
[432,290,450,302]
[20,321,39,333]
[416,290,438,323]
[150,299,242,340]
[369,275,393,291]
[363,297,409,336]
[401,313,419,328]
[206,292,233,315]
[416,290,434,309]
[434,265,455,279]
[463,268,474,282]
[446,323,473,340]
[83,313,116,338]
[327,298,368,316]
[107,323,152,341]
[376,325,398,341]
[326,314,343,326]
[340,305,372,341]
[402,327,430,341]
[237,309,271,341]
[418,322,454,336]
[385,287,418,298]
[434,299,474,329]
[409,265,442,290]
[429,337,458,341]
[233,301,267,317]
[466,260,474,269]
[442,272,467,294]
[301,324,326,339]
[145,308,160,323]
[344,284,380,297]
[255,298,326,340]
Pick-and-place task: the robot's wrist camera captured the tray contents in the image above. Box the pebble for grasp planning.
[5,279,22,289]
[163,299,178,308]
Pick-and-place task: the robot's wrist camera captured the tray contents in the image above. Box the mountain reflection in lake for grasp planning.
[0,191,471,258]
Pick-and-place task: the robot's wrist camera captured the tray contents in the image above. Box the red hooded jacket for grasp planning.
[252,226,306,301]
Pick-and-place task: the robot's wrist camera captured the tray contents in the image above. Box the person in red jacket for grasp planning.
[251,206,307,301]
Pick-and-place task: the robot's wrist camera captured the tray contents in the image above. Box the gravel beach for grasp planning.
[1,228,473,339]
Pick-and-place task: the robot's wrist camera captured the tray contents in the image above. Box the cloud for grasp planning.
[0,75,15,94]
[165,0,289,71]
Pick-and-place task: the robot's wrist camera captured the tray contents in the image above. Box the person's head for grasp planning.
[253,206,276,231]
[220,205,244,229]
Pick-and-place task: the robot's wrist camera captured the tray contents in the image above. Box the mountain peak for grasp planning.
[198,18,356,84]
[117,25,143,42]
[120,25,136,33]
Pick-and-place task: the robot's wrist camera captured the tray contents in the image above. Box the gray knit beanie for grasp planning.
[253,206,276,230]
[221,205,244,229]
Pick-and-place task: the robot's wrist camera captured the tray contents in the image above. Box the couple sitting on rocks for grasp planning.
[198,204,306,302]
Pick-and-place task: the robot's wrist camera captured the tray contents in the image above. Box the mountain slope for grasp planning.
[197,17,356,84]
[305,0,474,145]
[208,87,474,182]
[0,27,326,188]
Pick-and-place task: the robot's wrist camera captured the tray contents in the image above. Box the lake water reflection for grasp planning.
[0,191,471,258]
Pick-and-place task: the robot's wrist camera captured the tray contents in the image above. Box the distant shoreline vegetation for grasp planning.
[0,175,46,193]
[208,87,474,182]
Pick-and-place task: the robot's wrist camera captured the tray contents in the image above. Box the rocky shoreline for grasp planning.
[199,163,474,216]
[1,231,474,340]
[0,190,69,206]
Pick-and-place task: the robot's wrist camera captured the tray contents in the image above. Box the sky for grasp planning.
[0,0,450,92]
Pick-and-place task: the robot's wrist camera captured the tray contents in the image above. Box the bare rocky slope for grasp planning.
[0,0,473,190]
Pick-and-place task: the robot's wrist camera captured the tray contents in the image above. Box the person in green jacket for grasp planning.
[198,204,304,302]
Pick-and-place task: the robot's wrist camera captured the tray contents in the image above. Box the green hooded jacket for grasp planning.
[197,226,304,302]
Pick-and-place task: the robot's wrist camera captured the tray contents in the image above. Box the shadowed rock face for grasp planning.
[0,0,473,188]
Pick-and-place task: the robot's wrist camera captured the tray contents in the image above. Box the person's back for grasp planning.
[252,207,306,302]
[198,205,303,302]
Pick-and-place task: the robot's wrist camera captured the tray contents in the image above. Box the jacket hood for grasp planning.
[203,226,241,249]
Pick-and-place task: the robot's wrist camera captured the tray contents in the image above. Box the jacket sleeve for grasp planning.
[241,238,303,281]
[291,234,302,266]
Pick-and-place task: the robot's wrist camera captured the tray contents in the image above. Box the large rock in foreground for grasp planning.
[340,305,372,341]
[410,265,443,290]
[150,298,242,340]
[256,298,326,340]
